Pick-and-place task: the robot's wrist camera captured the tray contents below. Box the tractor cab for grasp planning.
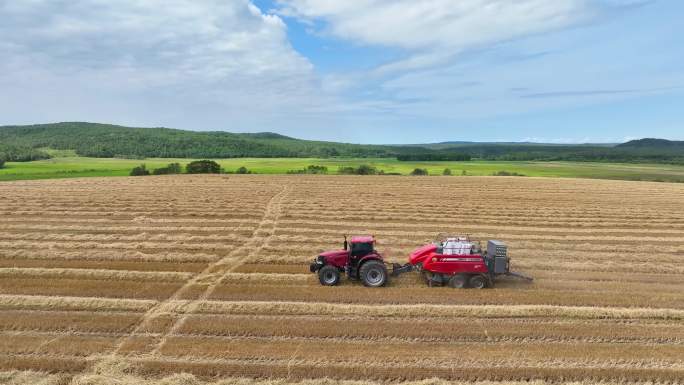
[347,235,375,257]
[346,236,376,274]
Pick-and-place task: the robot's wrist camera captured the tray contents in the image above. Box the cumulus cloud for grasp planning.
[0,0,317,128]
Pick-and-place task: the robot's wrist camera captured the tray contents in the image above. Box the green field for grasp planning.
[2,156,684,182]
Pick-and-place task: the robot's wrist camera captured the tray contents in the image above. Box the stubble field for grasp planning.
[0,175,682,385]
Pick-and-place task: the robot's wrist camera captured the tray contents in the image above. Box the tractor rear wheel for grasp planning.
[469,274,488,289]
[448,274,468,289]
[318,265,340,286]
[360,260,388,287]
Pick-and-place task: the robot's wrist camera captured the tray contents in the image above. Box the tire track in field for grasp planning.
[68,183,289,383]
[148,184,290,356]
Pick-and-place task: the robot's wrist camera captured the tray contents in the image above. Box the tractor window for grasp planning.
[351,242,373,257]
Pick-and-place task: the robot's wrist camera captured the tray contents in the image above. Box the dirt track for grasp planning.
[0,175,682,384]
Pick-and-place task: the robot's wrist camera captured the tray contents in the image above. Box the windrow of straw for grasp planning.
[0,294,157,312]
[0,268,194,282]
[190,301,684,320]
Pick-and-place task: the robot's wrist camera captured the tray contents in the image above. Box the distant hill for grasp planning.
[617,138,684,148]
[0,122,416,159]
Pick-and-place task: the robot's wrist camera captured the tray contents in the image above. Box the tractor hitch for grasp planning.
[391,263,414,277]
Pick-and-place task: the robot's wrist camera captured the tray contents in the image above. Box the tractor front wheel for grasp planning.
[318,265,341,286]
[469,274,489,289]
[360,260,388,287]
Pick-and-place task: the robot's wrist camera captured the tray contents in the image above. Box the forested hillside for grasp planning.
[0,122,416,159]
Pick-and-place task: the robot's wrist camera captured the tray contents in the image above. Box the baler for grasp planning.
[399,236,533,288]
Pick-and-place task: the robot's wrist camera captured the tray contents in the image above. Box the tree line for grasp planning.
[428,144,684,164]
[131,161,254,176]
[397,153,471,161]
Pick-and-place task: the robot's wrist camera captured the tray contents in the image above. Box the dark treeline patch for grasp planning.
[338,164,378,175]
[153,163,182,175]
[492,170,526,176]
[287,165,328,174]
[0,144,50,162]
[432,143,684,164]
[130,164,150,176]
[397,153,471,161]
[186,160,221,174]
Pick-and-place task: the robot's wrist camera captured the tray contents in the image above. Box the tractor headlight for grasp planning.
[310,256,325,273]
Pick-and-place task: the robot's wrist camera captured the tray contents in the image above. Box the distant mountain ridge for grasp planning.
[618,138,684,148]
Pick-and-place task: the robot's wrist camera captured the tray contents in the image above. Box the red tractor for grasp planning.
[310,235,532,288]
[310,235,389,287]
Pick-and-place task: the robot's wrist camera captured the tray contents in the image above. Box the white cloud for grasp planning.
[0,0,318,129]
[276,0,600,71]
[270,0,627,125]
[269,0,681,141]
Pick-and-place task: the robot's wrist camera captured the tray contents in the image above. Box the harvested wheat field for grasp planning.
[0,175,683,385]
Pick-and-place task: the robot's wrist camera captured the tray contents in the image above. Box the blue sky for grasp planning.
[1,0,682,143]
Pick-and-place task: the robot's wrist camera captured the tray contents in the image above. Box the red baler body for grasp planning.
[409,243,488,275]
